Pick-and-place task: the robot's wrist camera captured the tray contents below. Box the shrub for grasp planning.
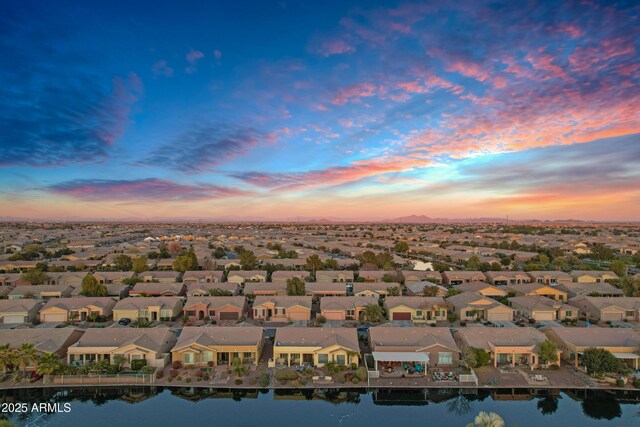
[168,377,174,383]
[235,378,243,385]
[344,372,354,382]
[351,363,358,370]
[131,359,147,371]
[185,377,192,383]
[355,367,367,381]
[352,377,359,384]
[316,315,326,324]
[460,321,467,326]
[615,379,625,388]
[528,318,536,324]
[337,374,345,384]
[203,374,209,381]
[549,364,560,370]
[300,378,307,386]
[279,379,288,385]
[259,372,270,388]
[169,369,179,377]
[196,370,204,378]
[275,368,298,382]
[633,379,640,389]
[176,376,182,381]
[156,370,164,380]
[448,313,458,323]
[207,361,214,367]
[172,361,183,369]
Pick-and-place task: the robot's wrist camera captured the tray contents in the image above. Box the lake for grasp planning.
[1,387,638,426]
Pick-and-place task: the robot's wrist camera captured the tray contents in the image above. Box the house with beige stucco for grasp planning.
[252,296,312,322]
[507,283,568,302]
[0,299,43,324]
[183,296,247,323]
[112,297,183,321]
[569,270,619,283]
[39,297,117,322]
[320,296,372,321]
[446,292,514,322]
[569,296,640,322]
[352,282,400,299]
[508,296,579,321]
[227,270,267,285]
[315,270,354,283]
[171,326,264,366]
[442,271,487,286]
[273,327,359,367]
[385,296,447,324]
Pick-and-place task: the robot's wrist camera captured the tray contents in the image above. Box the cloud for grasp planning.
[152,60,173,77]
[140,124,263,173]
[185,49,204,73]
[48,178,252,201]
[315,39,356,57]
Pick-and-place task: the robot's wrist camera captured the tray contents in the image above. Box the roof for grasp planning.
[173,326,263,350]
[508,295,576,311]
[456,327,547,349]
[274,327,358,351]
[227,270,267,278]
[113,296,183,310]
[183,296,245,310]
[353,282,400,293]
[253,295,312,309]
[557,281,624,296]
[131,282,184,294]
[372,351,429,362]
[443,271,486,279]
[546,327,640,348]
[0,328,84,353]
[305,282,347,292]
[70,327,176,352]
[456,282,506,295]
[41,297,116,311]
[320,296,372,310]
[9,285,71,296]
[370,327,459,352]
[0,299,41,312]
[446,292,511,311]
[385,296,446,310]
[572,296,640,311]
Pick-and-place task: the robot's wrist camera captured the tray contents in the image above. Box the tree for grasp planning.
[386,286,400,296]
[446,288,462,297]
[132,317,152,328]
[35,262,48,271]
[582,347,625,375]
[173,248,198,273]
[113,355,126,371]
[394,241,409,253]
[381,273,398,283]
[113,254,132,271]
[168,241,182,256]
[208,288,233,296]
[432,261,450,272]
[610,260,626,278]
[21,269,49,285]
[537,254,550,265]
[621,276,640,297]
[538,340,559,366]
[323,258,338,269]
[423,285,440,297]
[36,353,62,375]
[465,256,481,270]
[469,348,491,368]
[232,357,248,377]
[16,343,37,376]
[460,348,476,369]
[81,274,107,297]
[157,243,171,259]
[239,250,257,270]
[376,252,394,269]
[0,344,16,375]
[286,277,305,296]
[360,304,384,323]
[590,244,615,261]
[466,411,505,427]
[305,254,323,274]
[132,255,148,274]
[213,246,226,259]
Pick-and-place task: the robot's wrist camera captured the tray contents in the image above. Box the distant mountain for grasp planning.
[382,215,510,224]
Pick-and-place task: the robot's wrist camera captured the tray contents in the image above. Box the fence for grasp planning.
[459,369,478,386]
[43,372,157,386]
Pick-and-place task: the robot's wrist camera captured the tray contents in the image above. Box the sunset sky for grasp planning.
[1,0,639,221]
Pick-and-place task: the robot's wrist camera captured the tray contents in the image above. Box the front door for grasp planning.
[151,312,158,321]
[198,310,205,320]
[218,352,229,364]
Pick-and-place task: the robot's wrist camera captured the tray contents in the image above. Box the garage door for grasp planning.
[3,315,26,324]
[42,313,67,323]
[392,312,411,320]
[323,311,344,320]
[601,312,623,321]
[533,311,555,321]
[488,312,512,322]
[219,312,239,320]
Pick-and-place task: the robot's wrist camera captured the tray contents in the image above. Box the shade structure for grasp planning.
[372,351,429,363]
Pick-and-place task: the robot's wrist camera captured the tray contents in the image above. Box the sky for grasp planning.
[0,0,639,221]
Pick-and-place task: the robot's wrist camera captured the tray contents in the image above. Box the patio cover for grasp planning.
[611,353,640,359]
[372,352,429,363]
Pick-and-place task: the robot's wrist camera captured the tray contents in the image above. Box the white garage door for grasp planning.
[601,312,623,321]
[3,315,26,324]
[42,313,67,323]
[534,311,555,321]
[488,312,512,322]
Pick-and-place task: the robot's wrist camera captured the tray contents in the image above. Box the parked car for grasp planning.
[118,318,131,326]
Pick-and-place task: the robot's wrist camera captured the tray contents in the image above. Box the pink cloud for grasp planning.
[214,50,222,59]
[151,60,173,77]
[318,39,356,57]
[332,82,377,105]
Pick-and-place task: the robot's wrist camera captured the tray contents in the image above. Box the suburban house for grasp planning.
[369,326,460,369]
[93,271,134,284]
[305,282,347,297]
[273,327,360,367]
[455,282,507,298]
[404,281,448,296]
[0,299,43,324]
[8,285,73,300]
[569,296,640,322]
[171,326,264,366]
[243,282,288,296]
[569,270,619,283]
[454,327,559,367]
[182,270,224,283]
[315,270,354,283]
[442,271,487,286]
[272,271,311,283]
[227,270,267,285]
[46,272,86,287]
[0,329,85,368]
[186,282,239,297]
[446,292,515,322]
[526,271,573,286]
[508,296,579,321]
[319,296,372,320]
[39,297,117,322]
[352,282,400,299]
[138,271,181,283]
[555,281,624,298]
[401,270,443,285]
[112,297,184,321]
[357,270,389,282]
[252,296,312,322]
[67,328,177,368]
[385,296,447,323]
[183,296,248,322]
[129,282,186,297]
[484,271,532,286]
[507,283,568,302]
[542,327,640,369]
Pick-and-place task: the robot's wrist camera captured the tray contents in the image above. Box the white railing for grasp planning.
[459,369,478,386]
[43,372,156,386]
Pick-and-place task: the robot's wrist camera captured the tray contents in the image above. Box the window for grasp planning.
[438,352,453,364]
[209,310,216,316]
[318,354,329,364]
[183,353,194,364]
[565,311,572,317]
[243,352,253,358]
[139,310,148,318]
[275,307,285,315]
[415,310,423,317]
[625,311,635,317]
[186,310,196,316]
[161,309,172,319]
[335,355,346,365]
[202,352,213,362]
[465,311,474,317]
[346,309,355,316]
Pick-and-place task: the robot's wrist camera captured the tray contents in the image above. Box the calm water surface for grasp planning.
[2,387,638,427]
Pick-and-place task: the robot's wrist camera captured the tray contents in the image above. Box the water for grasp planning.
[1,387,638,427]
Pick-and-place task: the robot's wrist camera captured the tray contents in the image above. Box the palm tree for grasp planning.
[360,304,384,323]
[466,411,505,427]
[16,343,38,376]
[36,353,62,376]
[0,344,16,375]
